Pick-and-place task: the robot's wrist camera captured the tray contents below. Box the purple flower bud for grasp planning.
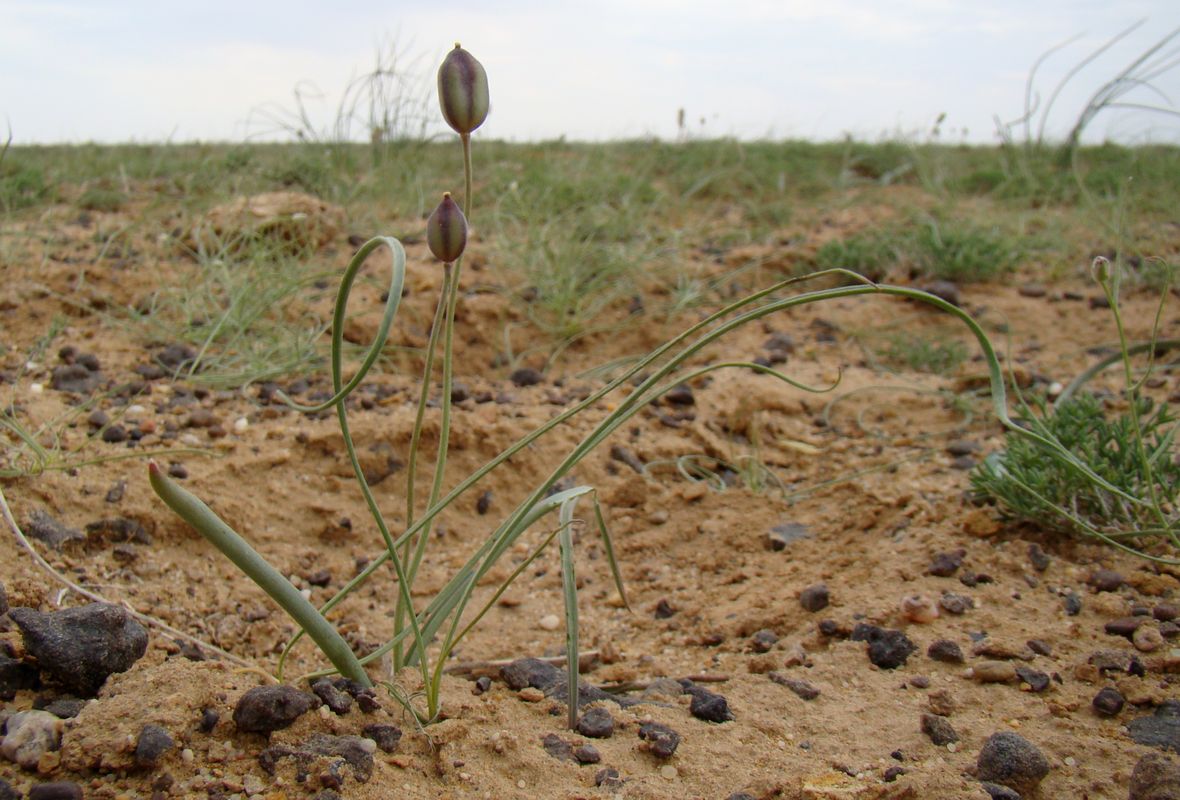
[427,193,468,263]
[438,43,489,135]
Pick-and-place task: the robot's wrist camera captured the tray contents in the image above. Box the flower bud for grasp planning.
[427,193,468,263]
[438,43,489,135]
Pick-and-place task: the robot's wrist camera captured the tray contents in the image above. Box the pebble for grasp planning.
[26,783,84,800]
[9,603,148,696]
[259,734,375,782]
[0,778,15,800]
[538,614,561,631]
[926,549,965,577]
[1092,686,1126,716]
[684,684,734,723]
[769,672,821,700]
[311,678,353,714]
[135,724,175,767]
[1089,569,1126,592]
[1155,604,1180,622]
[975,732,1050,795]
[851,624,916,669]
[509,367,544,387]
[1107,617,1147,638]
[361,723,402,753]
[979,783,1021,800]
[1063,592,1083,616]
[1130,752,1180,800]
[900,594,939,623]
[1128,701,1180,753]
[595,768,622,788]
[663,383,695,406]
[50,363,101,393]
[199,708,219,733]
[1018,283,1047,298]
[1014,666,1050,693]
[660,765,679,779]
[576,707,615,738]
[920,713,959,746]
[927,639,965,663]
[233,417,249,433]
[0,653,39,699]
[518,687,545,702]
[233,685,318,733]
[23,510,85,549]
[768,522,810,551]
[0,710,63,768]
[573,744,601,764]
[1135,625,1165,652]
[939,593,973,615]
[798,583,830,612]
[972,661,1017,683]
[1027,543,1050,571]
[750,628,778,653]
[1026,639,1052,657]
[638,721,681,758]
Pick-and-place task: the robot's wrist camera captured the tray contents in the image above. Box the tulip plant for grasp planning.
[149,43,1145,726]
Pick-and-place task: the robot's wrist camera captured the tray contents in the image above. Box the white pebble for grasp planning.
[1064,756,1077,767]
[538,614,561,631]
[127,404,147,416]
[661,765,678,779]
[300,588,312,600]
[233,417,249,433]
[947,742,957,753]
[29,383,43,394]
[516,780,526,789]
[181,748,195,763]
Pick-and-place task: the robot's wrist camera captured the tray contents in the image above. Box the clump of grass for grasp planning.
[879,332,968,375]
[814,232,902,281]
[972,258,1179,559]
[77,186,127,212]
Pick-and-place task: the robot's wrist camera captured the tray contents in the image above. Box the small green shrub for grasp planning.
[78,186,127,212]
[879,333,968,374]
[814,232,901,281]
[911,221,1020,282]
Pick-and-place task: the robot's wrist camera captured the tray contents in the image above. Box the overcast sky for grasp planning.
[4,1,1180,145]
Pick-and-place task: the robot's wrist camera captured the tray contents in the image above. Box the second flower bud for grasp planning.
[427,193,468,263]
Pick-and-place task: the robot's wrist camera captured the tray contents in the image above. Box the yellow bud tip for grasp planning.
[454,42,462,49]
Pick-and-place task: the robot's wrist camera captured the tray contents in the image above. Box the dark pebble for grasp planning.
[472,676,492,695]
[9,602,148,696]
[976,732,1050,795]
[1027,544,1050,571]
[980,783,1022,800]
[851,623,916,669]
[799,583,830,612]
[509,367,544,387]
[1089,295,1111,309]
[940,593,973,615]
[199,707,219,733]
[638,721,681,758]
[105,480,126,503]
[542,732,574,761]
[362,723,402,753]
[1128,701,1180,754]
[0,654,40,699]
[750,628,778,653]
[576,707,615,738]
[920,713,959,746]
[922,280,961,306]
[167,462,188,479]
[259,733,374,782]
[1107,617,1146,638]
[135,723,175,767]
[950,455,975,470]
[1092,686,1125,717]
[36,697,84,719]
[1026,639,1052,657]
[1089,569,1125,592]
[0,778,16,800]
[87,409,110,429]
[233,685,318,733]
[686,686,734,723]
[501,657,562,691]
[663,383,695,406]
[910,676,930,689]
[27,783,84,800]
[573,744,601,764]
[818,619,845,638]
[101,424,128,443]
[1018,283,1047,298]
[86,516,151,545]
[1130,752,1180,800]
[946,440,979,456]
[927,549,965,577]
[23,509,85,549]
[50,363,101,393]
[769,672,820,700]
[1015,667,1051,693]
[728,794,757,800]
[306,569,331,587]
[155,343,196,370]
[476,490,493,515]
[654,598,676,619]
[450,382,469,403]
[1164,622,1180,640]
[1134,605,1153,617]
[959,570,993,587]
[883,766,907,782]
[1155,604,1180,622]
[595,768,622,788]
[311,678,353,714]
[1063,592,1083,616]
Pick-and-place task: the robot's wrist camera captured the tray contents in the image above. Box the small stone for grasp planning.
[23,510,85,549]
[1089,569,1125,592]
[973,661,1017,683]
[900,594,939,623]
[595,767,622,788]
[509,367,544,387]
[576,707,615,738]
[26,783,84,800]
[946,441,979,456]
[0,654,39,699]
[9,602,148,696]
[768,522,810,551]
[37,697,84,719]
[927,689,957,716]
[135,724,175,767]
[979,783,1021,800]
[851,624,916,669]
[361,723,402,753]
[927,639,965,663]
[638,721,681,758]
[1092,686,1125,717]
[1014,666,1050,693]
[663,383,695,406]
[769,672,821,700]
[750,628,778,653]
[199,708,219,733]
[472,675,492,695]
[1063,592,1083,616]
[573,744,601,764]
[927,549,965,576]
[975,732,1050,795]
[541,733,574,761]
[1129,702,1180,753]
[1136,625,1166,653]
[920,713,959,746]
[687,686,734,723]
[1027,543,1050,571]
[1130,752,1180,800]
[50,363,101,393]
[518,687,545,702]
[653,599,676,619]
[1108,617,1147,638]
[167,462,188,479]
[1018,283,1047,298]
[0,710,63,769]
[101,424,127,443]
[1026,639,1052,657]
[0,778,17,800]
[1155,604,1180,622]
[233,685,318,733]
[538,614,561,631]
[922,280,961,307]
[939,593,973,615]
[798,583,830,612]
[311,678,353,714]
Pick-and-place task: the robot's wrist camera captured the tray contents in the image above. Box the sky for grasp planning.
[3,1,1180,146]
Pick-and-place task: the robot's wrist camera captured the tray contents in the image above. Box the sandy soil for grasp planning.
[1,189,1179,799]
